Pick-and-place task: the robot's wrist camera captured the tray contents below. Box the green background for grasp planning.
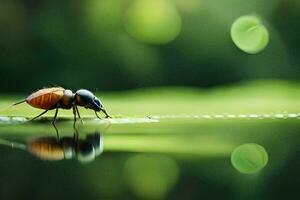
[0,0,299,92]
[0,0,300,200]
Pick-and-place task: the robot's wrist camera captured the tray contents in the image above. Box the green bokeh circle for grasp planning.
[231,143,268,174]
[231,15,269,54]
[124,0,182,45]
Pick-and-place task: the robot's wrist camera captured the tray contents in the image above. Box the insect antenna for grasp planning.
[12,99,26,106]
[0,99,26,112]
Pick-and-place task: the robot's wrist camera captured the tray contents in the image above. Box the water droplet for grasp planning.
[249,114,259,118]
[202,115,212,119]
[274,114,284,119]
[214,114,224,119]
[0,116,10,124]
[287,113,297,118]
[238,114,248,118]
[226,114,236,119]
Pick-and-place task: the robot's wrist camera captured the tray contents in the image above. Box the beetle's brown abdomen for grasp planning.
[26,87,64,110]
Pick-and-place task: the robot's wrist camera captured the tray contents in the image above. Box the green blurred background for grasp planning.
[1,0,300,200]
[0,0,299,92]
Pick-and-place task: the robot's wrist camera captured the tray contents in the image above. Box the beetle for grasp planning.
[13,87,111,125]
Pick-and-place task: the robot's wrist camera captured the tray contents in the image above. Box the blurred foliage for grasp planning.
[0,0,299,92]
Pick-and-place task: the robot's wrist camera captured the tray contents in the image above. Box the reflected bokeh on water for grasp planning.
[0,118,299,200]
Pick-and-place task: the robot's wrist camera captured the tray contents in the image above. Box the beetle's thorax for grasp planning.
[74,93,85,107]
[74,89,94,107]
[59,89,75,109]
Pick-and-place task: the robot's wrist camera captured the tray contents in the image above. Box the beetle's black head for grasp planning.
[75,89,103,111]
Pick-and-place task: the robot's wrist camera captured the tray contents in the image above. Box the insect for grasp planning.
[13,87,111,125]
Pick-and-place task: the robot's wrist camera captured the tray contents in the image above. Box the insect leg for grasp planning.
[75,105,83,124]
[52,106,60,140]
[95,111,102,119]
[101,108,111,118]
[72,104,77,129]
[52,106,59,125]
[29,110,49,122]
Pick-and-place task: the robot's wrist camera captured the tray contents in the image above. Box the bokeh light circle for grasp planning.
[231,143,268,174]
[124,155,179,199]
[231,15,269,54]
[124,0,182,45]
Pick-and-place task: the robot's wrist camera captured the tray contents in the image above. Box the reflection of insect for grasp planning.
[13,87,111,124]
[27,133,104,163]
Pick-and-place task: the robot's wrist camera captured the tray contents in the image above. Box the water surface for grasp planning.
[0,116,299,200]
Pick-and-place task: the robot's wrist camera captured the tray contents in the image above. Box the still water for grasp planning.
[0,116,299,200]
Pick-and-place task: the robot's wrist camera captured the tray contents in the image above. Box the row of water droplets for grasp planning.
[149,112,300,120]
[1,112,300,125]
